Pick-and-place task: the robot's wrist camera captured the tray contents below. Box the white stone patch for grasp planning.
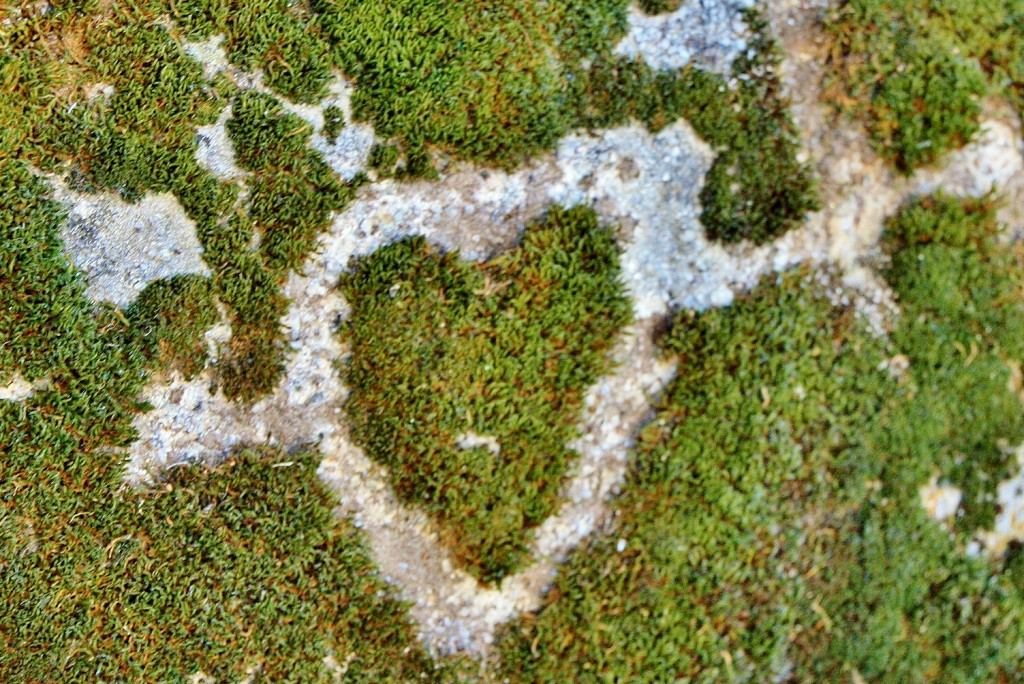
[614,0,756,74]
[968,446,1024,557]
[920,476,962,522]
[52,181,211,307]
[914,116,1024,200]
[182,38,377,184]
[277,97,323,130]
[83,82,115,104]
[182,34,230,80]
[316,120,852,320]
[0,374,48,402]
[914,108,1024,239]
[456,432,502,457]
[311,79,377,182]
[194,105,247,181]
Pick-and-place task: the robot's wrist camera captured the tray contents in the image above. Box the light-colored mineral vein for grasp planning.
[127,98,1021,653]
[128,121,716,653]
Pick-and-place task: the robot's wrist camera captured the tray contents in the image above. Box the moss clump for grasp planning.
[880,193,1024,532]
[496,194,1024,681]
[0,162,448,683]
[309,2,814,242]
[1,5,229,207]
[637,0,681,13]
[126,274,219,378]
[314,0,630,167]
[826,0,1024,173]
[1,443,452,682]
[368,142,400,177]
[340,206,630,583]
[499,260,1024,679]
[227,91,353,273]
[323,104,345,142]
[0,161,104,386]
[571,12,818,243]
[166,0,336,103]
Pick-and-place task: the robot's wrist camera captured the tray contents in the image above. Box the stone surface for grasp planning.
[54,182,211,307]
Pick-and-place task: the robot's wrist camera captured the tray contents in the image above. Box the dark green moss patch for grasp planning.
[126,274,219,379]
[323,104,345,142]
[10,8,227,204]
[228,91,353,273]
[826,0,1024,173]
[2,442,452,682]
[637,0,682,14]
[368,142,400,177]
[340,206,630,583]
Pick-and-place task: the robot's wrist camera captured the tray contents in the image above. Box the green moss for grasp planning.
[636,0,681,13]
[399,144,440,181]
[228,91,353,273]
[367,142,400,177]
[0,2,359,402]
[0,161,100,385]
[340,206,630,583]
[165,0,335,103]
[5,0,814,251]
[496,270,889,682]
[32,13,224,200]
[314,0,630,167]
[826,0,1024,173]
[1,443,452,682]
[206,245,290,401]
[323,104,345,142]
[19,2,1024,677]
[787,194,1024,681]
[880,193,1024,532]
[126,274,219,379]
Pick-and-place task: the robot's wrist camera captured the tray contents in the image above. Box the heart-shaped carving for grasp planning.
[339,206,630,583]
